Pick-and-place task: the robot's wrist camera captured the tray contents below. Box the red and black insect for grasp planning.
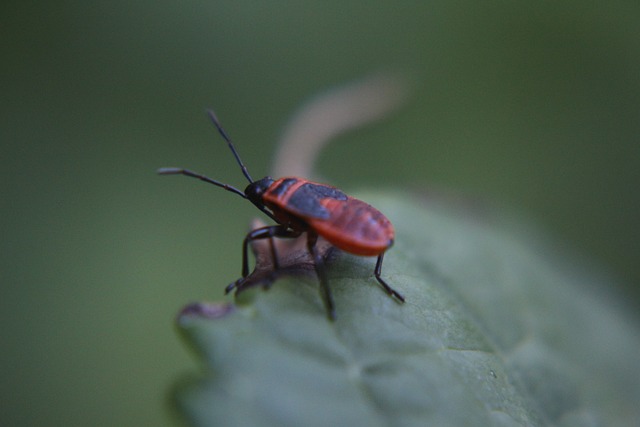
[159,110,404,319]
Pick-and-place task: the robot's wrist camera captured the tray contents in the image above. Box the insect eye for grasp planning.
[245,177,274,204]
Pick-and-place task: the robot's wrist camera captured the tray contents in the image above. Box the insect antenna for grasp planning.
[206,110,254,184]
[157,167,247,199]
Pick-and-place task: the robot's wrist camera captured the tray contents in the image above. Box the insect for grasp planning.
[159,110,405,320]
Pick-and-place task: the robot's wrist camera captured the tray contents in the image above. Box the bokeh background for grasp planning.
[2,1,639,425]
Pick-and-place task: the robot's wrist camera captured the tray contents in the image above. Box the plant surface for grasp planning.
[173,191,640,427]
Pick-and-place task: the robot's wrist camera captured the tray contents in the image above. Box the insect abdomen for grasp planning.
[310,198,394,256]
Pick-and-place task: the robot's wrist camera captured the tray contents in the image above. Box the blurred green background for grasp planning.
[2,1,639,425]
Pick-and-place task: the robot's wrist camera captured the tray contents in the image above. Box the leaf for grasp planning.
[172,191,640,427]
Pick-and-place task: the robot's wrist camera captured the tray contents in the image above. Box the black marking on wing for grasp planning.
[287,183,347,219]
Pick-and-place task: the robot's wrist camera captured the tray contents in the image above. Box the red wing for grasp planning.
[308,197,394,256]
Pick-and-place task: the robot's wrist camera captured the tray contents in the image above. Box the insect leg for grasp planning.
[374,253,405,302]
[307,232,336,320]
[225,225,300,294]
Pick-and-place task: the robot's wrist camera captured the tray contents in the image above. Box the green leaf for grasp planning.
[172,191,640,427]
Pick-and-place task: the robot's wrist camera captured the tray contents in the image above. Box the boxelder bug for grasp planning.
[159,110,404,320]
